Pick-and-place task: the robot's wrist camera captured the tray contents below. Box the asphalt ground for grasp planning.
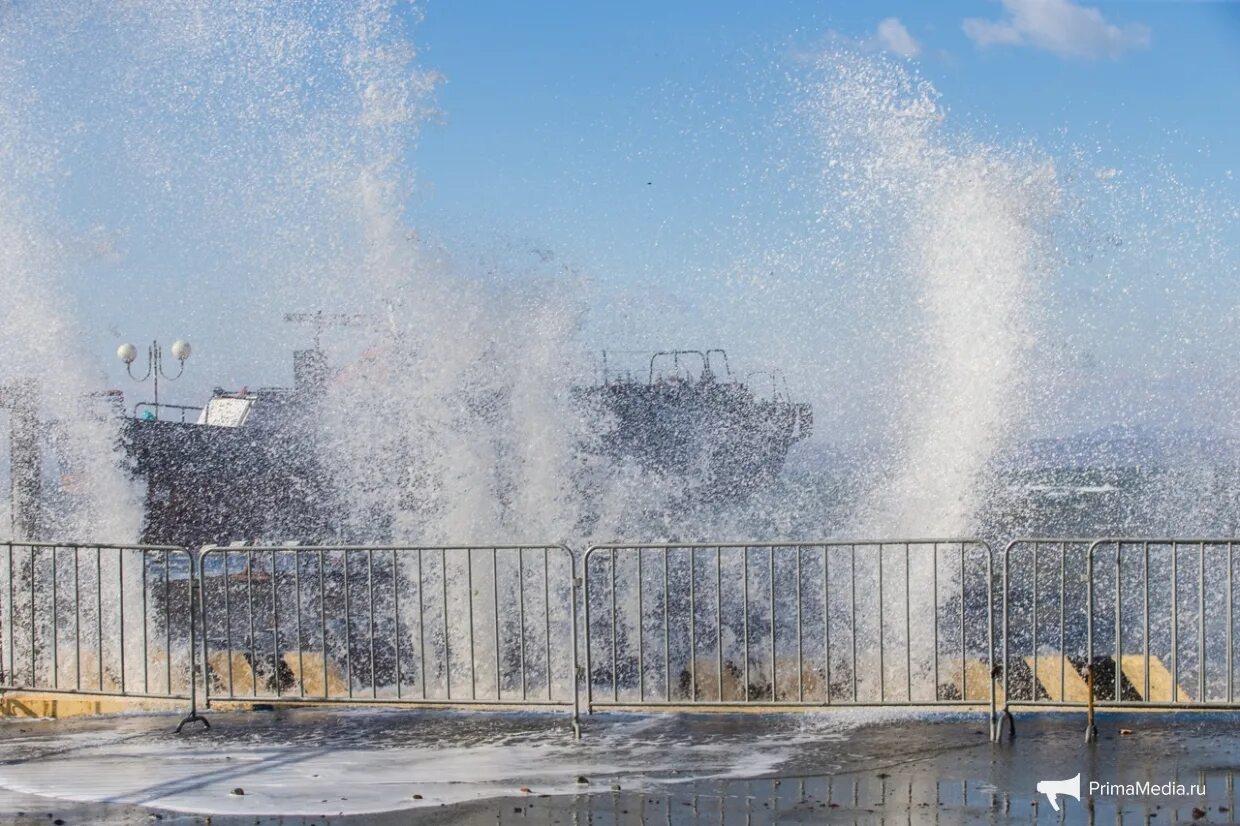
[0,707,1238,824]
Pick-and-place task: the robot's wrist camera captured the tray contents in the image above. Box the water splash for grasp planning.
[795,51,1060,538]
[0,13,141,542]
[0,4,1234,550]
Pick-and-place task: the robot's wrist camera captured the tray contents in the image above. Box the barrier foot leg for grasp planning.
[1084,663,1097,743]
[1004,708,1015,740]
[176,712,210,734]
[572,717,581,740]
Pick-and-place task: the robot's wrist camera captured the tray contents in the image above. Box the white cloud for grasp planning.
[962,0,1150,60]
[876,17,921,59]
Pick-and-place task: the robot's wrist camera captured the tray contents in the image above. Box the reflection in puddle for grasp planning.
[520,769,1237,825]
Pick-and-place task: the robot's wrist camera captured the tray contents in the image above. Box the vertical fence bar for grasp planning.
[611,550,618,703]
[295,551,305,699]
[96,548,103,691]
[931,545,938,702]
[73,549,81,691]
[542,547,550,703]
[1115,541,1122,702]
[1060,541,1066,702]
[222,551,232,697]
[1143,542,1150,702]
[440,548,449,701]
[1200,541,1207,704]
[363,549,375,699]
[469,549,479,700]
[797,546,804,703]
[768,546,776,702]
[583,549,593,713]
[877,544,885,702]
[904,543,911,703]
[393,550,402,700]
[246,552,256,697]
[516,548,525,701]
[319,549,328,700]
[689,547,697,701]
[823,546,831,705]
[715,547,723,703]
[6,543,13,686]
[117,549,124,693]
[51,546,58,690]
[742,547,750,703]
[850,545,858,703]
[966,542,973,705]
[164,551,172,695]
[1031,542,1038,695]
[274,548,282,699]
[1172,543,1179,703]
[636,549,644,703]
[492,549,500,700]
[417,548,426,700]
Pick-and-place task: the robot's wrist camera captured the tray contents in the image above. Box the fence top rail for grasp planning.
[0,539,189,553]
[1088,537,1240,545]
[586,538,987,553]
[199,543,574,554]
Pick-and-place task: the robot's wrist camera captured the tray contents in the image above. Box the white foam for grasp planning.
[0,712,864,816]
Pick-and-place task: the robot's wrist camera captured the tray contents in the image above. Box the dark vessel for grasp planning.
[582,349,812,496]
[7,344,811,548]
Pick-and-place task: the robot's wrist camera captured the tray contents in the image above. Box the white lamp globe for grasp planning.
[117,343,138,364]
[170,340,192,361]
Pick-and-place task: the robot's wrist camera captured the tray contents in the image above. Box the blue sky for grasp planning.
[409,0,1237,271]
[389,0,1238,438]
[12,0,1236,439]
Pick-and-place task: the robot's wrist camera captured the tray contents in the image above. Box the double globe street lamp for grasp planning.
[117,339,192,420]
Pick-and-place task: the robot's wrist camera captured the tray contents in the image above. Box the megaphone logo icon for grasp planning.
[1036,773,1081,811]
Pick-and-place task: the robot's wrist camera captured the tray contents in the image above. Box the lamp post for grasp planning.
[117,339,192,421]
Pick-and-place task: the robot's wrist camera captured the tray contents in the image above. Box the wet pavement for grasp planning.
[0,707,1238,824]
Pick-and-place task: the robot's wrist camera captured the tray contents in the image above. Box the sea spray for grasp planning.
[797,50,1060,538]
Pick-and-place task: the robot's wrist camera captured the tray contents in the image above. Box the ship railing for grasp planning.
[195,544,581,736]
[133,401,204,423]
[0,541,207,732]
[997,538,1240,741]
[581,540,998,738]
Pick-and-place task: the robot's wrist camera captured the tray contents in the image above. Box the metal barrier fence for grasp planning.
[998,538,1095,734]
[1085,539,1240,738]
[7,536,1240,741]
[196,544,581,735]
[581,541,996,735]
[0,541,207,732]
[999,538,1240,741]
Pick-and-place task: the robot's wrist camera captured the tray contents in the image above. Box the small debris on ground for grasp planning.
[1119,728,1134,736]
[576,776,589,784]
[230,788,245,796]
